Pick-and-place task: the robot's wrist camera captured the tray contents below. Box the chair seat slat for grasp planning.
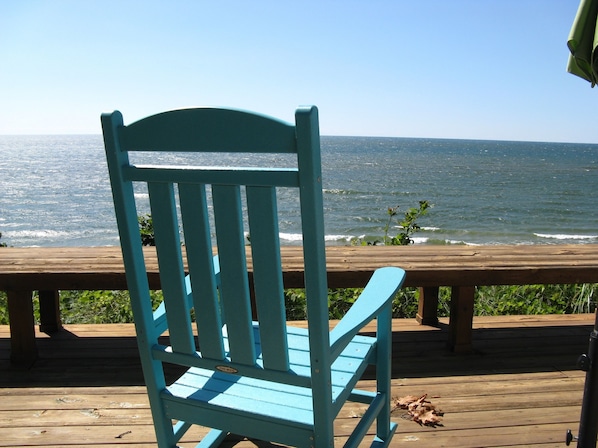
[163,382,314,431]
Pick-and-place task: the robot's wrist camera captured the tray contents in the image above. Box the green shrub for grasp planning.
[58,289,164,324]
[138,214,155,246]
[474,283,595,316]
[0,290,164,325]
[384,200,431,246]
[351,200,431,246]
[285,286,448,321]
[0,291,7,324]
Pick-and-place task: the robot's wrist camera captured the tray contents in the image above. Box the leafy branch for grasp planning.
[384,200,431,246]
[138,214,155,246]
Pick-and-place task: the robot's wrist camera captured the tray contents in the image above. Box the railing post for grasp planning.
[39,290,62,333]
[447,286,475,353]
[7,290,38,367]
[416,286,440,326]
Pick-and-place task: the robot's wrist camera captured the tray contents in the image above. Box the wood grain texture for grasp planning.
[2,244,598,290]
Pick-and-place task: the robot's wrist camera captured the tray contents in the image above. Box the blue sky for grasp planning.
[0,1,595,143]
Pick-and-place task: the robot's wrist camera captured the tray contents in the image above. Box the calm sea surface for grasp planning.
[1,135,598,247]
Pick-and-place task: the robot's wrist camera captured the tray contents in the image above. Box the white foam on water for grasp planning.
[534,233,598,241]
[5,229,71,239]
[278,233,355,244]
[279,232,303,242]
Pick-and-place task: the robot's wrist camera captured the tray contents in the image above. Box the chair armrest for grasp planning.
[329,266,405,359]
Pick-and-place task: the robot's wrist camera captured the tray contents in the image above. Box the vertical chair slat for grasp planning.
[148,182,195,354]
[246,186,289,371]
[179,183,225,360]
[212,184,256,365]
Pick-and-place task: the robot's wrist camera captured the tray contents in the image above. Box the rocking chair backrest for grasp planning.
[101,106,330,385]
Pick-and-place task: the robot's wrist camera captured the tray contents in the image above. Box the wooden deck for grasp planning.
[0,313,594,447]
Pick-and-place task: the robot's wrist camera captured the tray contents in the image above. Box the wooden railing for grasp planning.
[2,244,598,366]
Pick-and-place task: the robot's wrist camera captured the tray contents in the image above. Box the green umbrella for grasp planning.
[568,0,598,86]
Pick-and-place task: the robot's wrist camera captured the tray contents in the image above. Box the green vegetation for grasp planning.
[0,232,7,248]
[384,200,431,246]
[138,214,155,246]
[352,200,431,246]
[285,282,596,320]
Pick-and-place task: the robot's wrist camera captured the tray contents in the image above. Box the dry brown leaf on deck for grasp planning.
[415,409,442,426]
[411,409,443,426]
[396,395,421,408]
[407,394,429,412]
[395,393,444,427]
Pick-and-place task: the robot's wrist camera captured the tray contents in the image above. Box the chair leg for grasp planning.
[371,422,398,448]
[143,366,182,447]
[152,417,179,447]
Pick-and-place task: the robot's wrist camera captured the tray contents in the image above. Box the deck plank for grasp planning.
[0,314,594,447]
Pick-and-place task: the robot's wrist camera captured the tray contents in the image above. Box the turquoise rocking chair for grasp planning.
[101,106,405,447]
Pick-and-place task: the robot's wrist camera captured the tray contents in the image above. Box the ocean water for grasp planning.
[1,135,598,247]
